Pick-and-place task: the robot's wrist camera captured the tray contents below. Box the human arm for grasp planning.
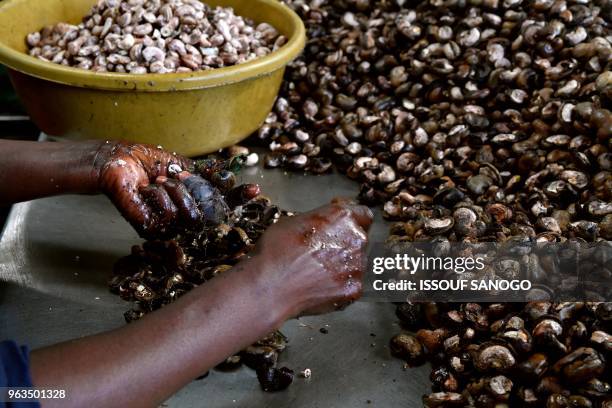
[29,200,373,408]
[0,140,200,237]
[0,140,105,203]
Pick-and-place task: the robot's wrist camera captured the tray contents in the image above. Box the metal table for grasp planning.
[0,162,430,407]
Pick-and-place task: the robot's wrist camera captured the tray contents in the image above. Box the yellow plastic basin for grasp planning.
[0,0,305,156]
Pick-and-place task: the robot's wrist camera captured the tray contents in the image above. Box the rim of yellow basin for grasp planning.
[0,0,306,92]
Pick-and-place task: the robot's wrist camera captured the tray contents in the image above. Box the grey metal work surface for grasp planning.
[0,164,430,408]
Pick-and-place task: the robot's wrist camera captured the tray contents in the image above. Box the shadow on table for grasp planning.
[24,240,120,287]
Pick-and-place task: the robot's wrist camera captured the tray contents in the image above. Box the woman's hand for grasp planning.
[0,139,253,238]
[29,199,373,408]
[245,198,373,318]
[94,142,202,237]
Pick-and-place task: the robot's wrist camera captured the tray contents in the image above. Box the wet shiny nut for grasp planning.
[552,347,606,384]
[390,333,425,366]
[474,344,516,372]
[256,366,294,392]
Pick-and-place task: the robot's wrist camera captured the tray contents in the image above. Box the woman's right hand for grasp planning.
[246,198,373,318]
[28,198,372,408]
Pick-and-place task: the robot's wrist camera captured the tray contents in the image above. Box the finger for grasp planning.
[180,174,230,225]
[344,204,374,231]
[100,171,154,236]
[139,185,178,233]
[343,277,363,304]
[302,280,363,317]
[327,198,374,230]
[117,192,155,237]
[157,178,201,227]
[181,174,217,203]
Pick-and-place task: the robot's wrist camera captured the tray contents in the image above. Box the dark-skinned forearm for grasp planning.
[29,257,290,408]
[0,140,113,205]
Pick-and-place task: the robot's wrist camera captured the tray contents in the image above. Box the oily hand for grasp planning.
[96,142,205,237]
[250,199,373,318]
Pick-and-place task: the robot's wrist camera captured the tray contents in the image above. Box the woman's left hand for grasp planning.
[95,141,202,237]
